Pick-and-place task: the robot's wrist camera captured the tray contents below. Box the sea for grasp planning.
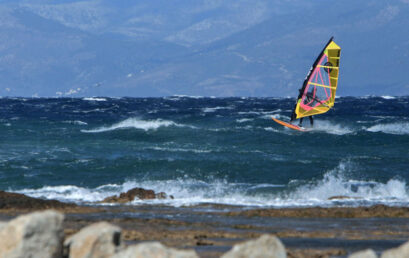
[0,96,408,209]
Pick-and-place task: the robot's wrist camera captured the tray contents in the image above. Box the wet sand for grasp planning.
[1,203,408,257]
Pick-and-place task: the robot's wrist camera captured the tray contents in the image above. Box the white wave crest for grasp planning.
[202,106,233,113]
[10,167,409,207]
[14,185,119,203]
[147,146,212,153]
[264,127,280,132]
[12,179,286,206]
[83,97,107,101]
[236,118,253,123]
[11,161,409,207]
[288,160,409,204]
[63,120,88,125]
[381,96,396,100]
[366,122,409,135]
[81,118,190,133]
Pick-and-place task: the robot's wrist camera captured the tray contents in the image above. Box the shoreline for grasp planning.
[1,192,409,257]
[2,204,409,257]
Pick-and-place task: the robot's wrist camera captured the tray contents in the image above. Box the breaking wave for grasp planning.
[288,160,409,205]
[81,118,193,133]
[366,122,409,135]
[12,161,409,207]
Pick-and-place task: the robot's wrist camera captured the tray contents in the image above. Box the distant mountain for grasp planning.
[0,0,408,97]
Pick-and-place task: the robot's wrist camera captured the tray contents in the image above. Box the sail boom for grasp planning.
[308,82,337,89]
[317,65,339,70]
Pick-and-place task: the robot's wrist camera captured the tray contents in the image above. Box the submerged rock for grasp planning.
[113,242,198,258]
[381,240,409,258]
[0,210,64,258]
[0,190,76,210]
[64,222,122,258]
[221,234,286,258]
[101,187,173,203]
[349,249,377,258]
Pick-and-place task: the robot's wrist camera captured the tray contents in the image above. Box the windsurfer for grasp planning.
[299,92,315,127]
[290,91,315,128]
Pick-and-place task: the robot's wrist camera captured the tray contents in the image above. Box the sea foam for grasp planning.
[309,120,354,135]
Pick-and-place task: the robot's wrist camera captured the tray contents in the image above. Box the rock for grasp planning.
[64,222,122,258]
[156,192,173,199]
[0,210,64,258]
[101,187,173,203]
[113,242,198,258]
[381,240,409,258]
[349,249,377,258]
[0,190,76,210]
[221,234,286,258]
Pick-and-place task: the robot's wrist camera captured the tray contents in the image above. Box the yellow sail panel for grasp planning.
[294,39,341,119]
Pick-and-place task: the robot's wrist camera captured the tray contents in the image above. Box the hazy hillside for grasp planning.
[0,0,408,97]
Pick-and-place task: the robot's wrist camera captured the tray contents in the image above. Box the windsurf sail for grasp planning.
[291,37,341,120]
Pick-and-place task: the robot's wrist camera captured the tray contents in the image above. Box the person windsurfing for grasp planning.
[272,37,341,132]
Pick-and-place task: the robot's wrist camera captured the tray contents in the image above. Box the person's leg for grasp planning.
[298,117,304,127]
[309,116,314,126]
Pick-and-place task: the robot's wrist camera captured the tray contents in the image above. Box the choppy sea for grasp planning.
[0,96,408,208]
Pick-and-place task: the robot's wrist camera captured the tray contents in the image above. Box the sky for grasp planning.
[0,0,408,97]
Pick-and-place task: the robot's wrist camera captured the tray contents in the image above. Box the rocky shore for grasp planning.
[0,209,408,258]
[1,190,409,257]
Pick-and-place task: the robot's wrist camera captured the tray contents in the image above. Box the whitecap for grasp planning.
[236,118,253,123]
[14,185,118,203]
[63,120,88,125]
[81,118,193,133]
[147,146,212,153]
[202,106,234,113]
[288,160,409,204]
[9,165,409,207]
[83,97,107,101]
[264,127,280,132]
[366,122,409,135]
[381,96,396,100]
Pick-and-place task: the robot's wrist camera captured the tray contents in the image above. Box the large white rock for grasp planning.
[113,242,198,258]
[349,249,377,258]
[0,210,64,258]
[64,221,122,258]
[381,240,409,258]
[221,234,286,258]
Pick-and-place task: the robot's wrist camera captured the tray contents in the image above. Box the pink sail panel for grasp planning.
[299,53,332,111]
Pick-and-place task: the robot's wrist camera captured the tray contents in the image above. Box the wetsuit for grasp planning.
[298,116,313,127]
